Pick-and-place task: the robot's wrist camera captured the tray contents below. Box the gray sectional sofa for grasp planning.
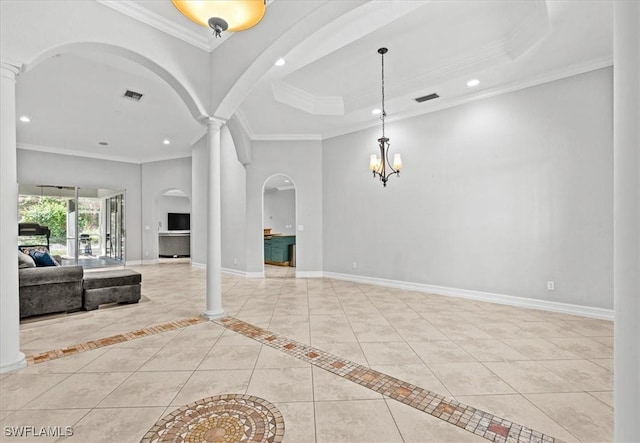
[19,265,84,318]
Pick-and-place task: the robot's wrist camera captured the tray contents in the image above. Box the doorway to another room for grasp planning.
[263,175,296,279]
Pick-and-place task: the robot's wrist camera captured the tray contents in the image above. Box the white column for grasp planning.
[0,60,26,373]
[202,117,226,320]
[614,1,640,441]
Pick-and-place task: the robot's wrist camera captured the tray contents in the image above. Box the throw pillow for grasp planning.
[18,249,36,269]
[29,249,58,267]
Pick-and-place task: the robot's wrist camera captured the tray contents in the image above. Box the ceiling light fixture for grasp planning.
[171,0,267,38]
[369,48,402,187]
[19,116,31,123]
[371,108,381,115]
[275,58,286,67]
[467,79,480,87]
[163,139,171,145]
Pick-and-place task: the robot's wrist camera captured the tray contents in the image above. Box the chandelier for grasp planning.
[171,0,267,38]
[369,47,403,187]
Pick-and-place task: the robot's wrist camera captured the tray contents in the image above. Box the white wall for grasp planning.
[17,149,143,263]
[264,188,296,235]
[141,157,191,262]
[246,140,323,274]
[323,68,614,310]
[221,126,247,272]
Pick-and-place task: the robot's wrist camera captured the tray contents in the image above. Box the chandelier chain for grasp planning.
[381,49,386,138]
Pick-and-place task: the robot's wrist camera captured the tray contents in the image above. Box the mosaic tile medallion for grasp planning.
[141,394,284,443]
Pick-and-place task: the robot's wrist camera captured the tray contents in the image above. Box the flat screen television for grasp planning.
[168,213,190,231]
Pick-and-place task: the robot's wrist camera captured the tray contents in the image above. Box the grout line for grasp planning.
[215,315,565,443]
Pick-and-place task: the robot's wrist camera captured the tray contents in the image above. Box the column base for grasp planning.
[0,352,27,373]
[201,309,226,321]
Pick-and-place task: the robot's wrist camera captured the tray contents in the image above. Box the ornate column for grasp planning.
[202,117,226,319]
[0,59,26,372]
[613,2,640,440]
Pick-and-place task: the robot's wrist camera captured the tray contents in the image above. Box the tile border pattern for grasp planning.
[141,394,285,443]
[25,317,206,366]
[216,316,563,443]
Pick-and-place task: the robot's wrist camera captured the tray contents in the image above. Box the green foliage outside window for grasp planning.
[18,196,101,246]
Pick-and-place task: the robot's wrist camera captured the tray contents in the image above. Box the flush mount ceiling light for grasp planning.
[369,48,402,187]
[467,79,480,87]
[19,115,31,123]
[275,58,286,67]
[171,0,267,38]
[163,139,171,145]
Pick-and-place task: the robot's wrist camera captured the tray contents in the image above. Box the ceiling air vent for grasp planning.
[414,93,439,103]
[123,89,144,101]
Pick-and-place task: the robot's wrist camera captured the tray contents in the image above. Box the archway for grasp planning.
[262,174,297,278]
[23,42,208,121]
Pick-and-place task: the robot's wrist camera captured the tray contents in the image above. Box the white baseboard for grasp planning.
[221,267,247,277]
[191,262,206,269]
[323,271,614,321]
[125,260,143,266]
[141,259,159,265]
[246,271,265,279]
[296,271,324,279]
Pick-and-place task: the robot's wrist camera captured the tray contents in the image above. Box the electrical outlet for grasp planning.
[233,258,238,265]
[547,281,555,291]
[352,262,357,269]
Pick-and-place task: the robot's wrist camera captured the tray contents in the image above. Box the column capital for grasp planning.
[199,116,226,130]
[0,57,22,81]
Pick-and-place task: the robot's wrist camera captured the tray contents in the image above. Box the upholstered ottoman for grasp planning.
[82,269,141,311]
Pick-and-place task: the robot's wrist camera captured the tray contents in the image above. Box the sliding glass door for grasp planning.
[18,184,126,268]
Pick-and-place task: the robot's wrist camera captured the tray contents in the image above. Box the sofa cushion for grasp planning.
[18,250,36,269]
[19,265,84,287]
[83,269,141,289]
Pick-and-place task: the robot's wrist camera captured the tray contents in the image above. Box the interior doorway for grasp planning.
[262,175,296,278]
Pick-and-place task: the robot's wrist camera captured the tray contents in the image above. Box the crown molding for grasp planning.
[96,0,215,52]
[324,56,613,140]
[272,81,344,115]
[17,142,191,165]
[252,134,323,141]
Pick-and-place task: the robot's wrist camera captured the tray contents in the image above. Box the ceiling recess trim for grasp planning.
[272,81,344,115]
[96,0,215,52]
[323,56,614,141]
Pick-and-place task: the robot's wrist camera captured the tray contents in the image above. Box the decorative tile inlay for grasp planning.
[25,317,205,366]
[141,394,284,443]
[215,316,564,443]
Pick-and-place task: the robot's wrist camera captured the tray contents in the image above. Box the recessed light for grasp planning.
[275,58,286,67]
[371,108,382,115]
[284,179,290,183]
[98,141,109,146]
[163,139,171,145]
[19,116,31,123]
[467,79,480,87]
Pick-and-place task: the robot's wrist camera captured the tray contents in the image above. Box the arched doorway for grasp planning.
[262,175,296,278]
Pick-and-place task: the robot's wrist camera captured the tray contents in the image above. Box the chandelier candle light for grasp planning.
[369,47,402,187]
[171,0,267,38]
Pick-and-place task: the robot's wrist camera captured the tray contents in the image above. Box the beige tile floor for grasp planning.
[1,263,613,442]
